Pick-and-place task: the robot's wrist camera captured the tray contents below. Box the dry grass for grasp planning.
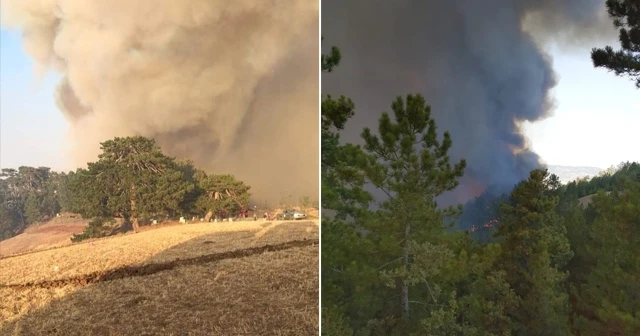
[0,220,316,284]
[0,220,318,335]
[0,215,88,257]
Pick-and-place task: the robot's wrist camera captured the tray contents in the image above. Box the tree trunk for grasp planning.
[401,222,411,320]
[204,210,213,222]
[130,183,140,232]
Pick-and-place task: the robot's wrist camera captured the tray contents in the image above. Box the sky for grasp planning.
[523,43,640,169]
[0,28,638,172]
[1,29,67,171]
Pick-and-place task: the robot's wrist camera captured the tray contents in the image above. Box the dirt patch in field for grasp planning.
[0,214,88,257]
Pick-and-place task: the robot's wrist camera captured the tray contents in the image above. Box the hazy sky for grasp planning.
[1,29,67,171]
[1,28,638,171]
[524,43,640,169]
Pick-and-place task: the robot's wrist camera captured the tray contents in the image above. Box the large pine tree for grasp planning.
[66,136,193,231]
[357,94,466,327]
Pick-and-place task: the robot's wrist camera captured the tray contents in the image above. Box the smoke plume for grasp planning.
[1,0,319,203]
[322,0,614,202]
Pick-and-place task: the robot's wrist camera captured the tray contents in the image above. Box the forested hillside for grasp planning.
[458,161,640,242]
[0,136,251,242]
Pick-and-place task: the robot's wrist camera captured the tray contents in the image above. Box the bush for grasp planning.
[321,307,353,336]
[71,217,116,242]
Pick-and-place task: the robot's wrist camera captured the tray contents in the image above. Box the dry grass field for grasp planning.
[0,214,89,257]
[0,220,319,335]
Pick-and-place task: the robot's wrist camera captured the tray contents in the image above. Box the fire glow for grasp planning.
[471,218,499,232]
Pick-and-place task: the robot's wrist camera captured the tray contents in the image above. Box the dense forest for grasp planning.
[458,162,640,244]
[0,136,251,242]
[321,41,640,335]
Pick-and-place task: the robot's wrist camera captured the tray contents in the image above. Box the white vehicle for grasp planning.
[292,212,307,220]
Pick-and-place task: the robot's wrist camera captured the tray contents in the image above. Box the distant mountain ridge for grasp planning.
[546,165,604,184]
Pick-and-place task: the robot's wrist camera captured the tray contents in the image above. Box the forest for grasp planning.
[321,40,640,335]
[0,136,251,242]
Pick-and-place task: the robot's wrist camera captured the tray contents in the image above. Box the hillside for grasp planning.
[0,219,319,335]
[546,164,604,184]
[0,213,88,257]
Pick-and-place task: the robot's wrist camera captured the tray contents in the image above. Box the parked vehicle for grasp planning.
[292,212,307,220]
[278,210,306,220]
[278,210,293,220]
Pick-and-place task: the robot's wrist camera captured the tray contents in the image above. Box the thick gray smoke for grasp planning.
[322,0,615,203]
[1,0,318,203]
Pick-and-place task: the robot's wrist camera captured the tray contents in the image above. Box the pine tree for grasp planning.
[357,94,466,326]
[23,193,42,224]
[194,172,251,219]
[495,169,573,335]
[66,136,194,232]
[320,41,377,333]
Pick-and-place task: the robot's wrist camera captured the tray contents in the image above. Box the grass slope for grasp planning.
[0,220,318,335]
[0,214,88,257]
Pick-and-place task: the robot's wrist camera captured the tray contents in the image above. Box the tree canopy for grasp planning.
[0,166,63,239]
[66,136,195,231]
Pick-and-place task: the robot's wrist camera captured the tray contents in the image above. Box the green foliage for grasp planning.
[70,217,116,242]
[0,177,23,240]
[321,42,378,333]
[356,94,465,324]
[1,136,252,240]
[321,37,342,73]
[0,166,64,240]
[570,177,640,335]
[322,306,354,336]
[194,172,251,216]
[63,137,194,231]
[321,42,370,220]
[23,194,42,224]
[558,162,640,203]
[495,169,573,335]
[66,136,251,234]
[591,0,640,87]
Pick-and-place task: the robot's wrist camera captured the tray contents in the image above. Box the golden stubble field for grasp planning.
[0,220,319,335]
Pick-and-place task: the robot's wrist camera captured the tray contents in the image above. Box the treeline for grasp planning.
[0,167,66,240]
[0,136,251,241]
[462,162,640,243]
[321,45,640,335]
[561,162,640,200]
